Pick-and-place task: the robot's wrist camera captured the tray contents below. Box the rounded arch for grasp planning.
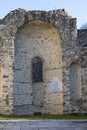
[15,20,62,41]
[31,55,45,63]
[32,56,43,62]
[70,61,81,66]
[14,19,63,115]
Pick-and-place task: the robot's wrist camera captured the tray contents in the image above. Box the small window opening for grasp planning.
[32,57,43,83]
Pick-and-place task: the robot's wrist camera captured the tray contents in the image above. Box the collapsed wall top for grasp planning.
[1,8,73,27]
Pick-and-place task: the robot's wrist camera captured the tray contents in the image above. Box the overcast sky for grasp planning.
[0,0,87,28]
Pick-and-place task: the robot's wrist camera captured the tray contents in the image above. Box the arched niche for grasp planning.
[0,62,3,101]
[69,62,82,102]
[14,20,62,115]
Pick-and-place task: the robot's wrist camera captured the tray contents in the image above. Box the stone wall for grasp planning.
[0,8,87,115]
[77,29,87,113]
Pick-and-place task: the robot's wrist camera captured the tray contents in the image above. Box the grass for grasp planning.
[0,114,87,120]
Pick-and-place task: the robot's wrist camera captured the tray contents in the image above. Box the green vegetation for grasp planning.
[0,114,87,120]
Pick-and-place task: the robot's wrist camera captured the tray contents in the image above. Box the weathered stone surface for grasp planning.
[0,120,87,130]
[0,8,87,115]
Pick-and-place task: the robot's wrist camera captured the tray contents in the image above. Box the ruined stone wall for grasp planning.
[77,30,87,113]
[0,25,14,114]
[0,8,86,115]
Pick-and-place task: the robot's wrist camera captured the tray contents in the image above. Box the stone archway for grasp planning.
[14,20,63,115]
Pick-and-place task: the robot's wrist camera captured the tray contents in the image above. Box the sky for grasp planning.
[0,0,87,28]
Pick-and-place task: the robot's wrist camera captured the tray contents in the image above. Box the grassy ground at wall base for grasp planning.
[0,114,87,120]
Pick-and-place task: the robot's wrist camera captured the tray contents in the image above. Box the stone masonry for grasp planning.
[0,8,87,115]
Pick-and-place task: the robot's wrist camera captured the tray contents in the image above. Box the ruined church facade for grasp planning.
[0,9,87,115]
